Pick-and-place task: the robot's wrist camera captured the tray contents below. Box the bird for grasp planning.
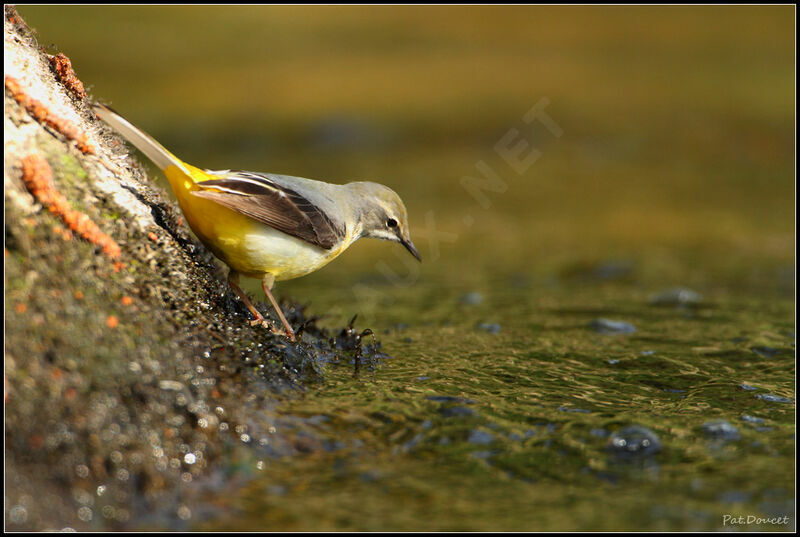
[93,103,420,341]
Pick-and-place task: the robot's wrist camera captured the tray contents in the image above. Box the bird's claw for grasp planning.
[249,316,295,341]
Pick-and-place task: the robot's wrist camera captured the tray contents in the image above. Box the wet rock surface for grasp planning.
[3,11,390,530]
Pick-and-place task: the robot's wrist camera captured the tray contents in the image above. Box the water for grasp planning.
[12,5,796,531]
[196,273,793,531]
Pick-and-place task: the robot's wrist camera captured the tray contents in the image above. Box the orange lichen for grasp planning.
[5,75,96,155]
[147,231,158,242]
[74,290,84,300]
[48,52,87,100]
[28,435,43,450]
[20,154,122,261]
[52,224,74,241]
[121,296,133,306]
[15,303,27,314]
[106,315,119,328]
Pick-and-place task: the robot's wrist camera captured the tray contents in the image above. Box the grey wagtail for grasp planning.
[93,104,420,340]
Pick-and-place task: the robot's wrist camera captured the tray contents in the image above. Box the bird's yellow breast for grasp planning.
[162,162,355,281]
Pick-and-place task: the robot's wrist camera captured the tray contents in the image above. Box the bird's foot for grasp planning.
[248,315,295,341]
[259,319,296,341]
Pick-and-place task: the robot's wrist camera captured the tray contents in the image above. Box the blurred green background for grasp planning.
[13,6,795,531]
[18,6,794,315]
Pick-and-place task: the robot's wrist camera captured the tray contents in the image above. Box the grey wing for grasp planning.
[190,171,344,250]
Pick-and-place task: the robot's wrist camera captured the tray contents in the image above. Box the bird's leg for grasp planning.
[227,271,266,326]
[262,273,296,341]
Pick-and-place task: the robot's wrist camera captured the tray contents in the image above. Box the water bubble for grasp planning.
[75,465,89,478]
[184,453,196,465]
[76,506,92,522]
[176,505,191,520]
[9,505,28,524]
[72,488,93,505]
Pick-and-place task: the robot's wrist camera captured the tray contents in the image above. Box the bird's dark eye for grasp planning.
[386,218,398,228]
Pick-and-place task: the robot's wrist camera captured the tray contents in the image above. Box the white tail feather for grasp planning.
[93,104,183,171]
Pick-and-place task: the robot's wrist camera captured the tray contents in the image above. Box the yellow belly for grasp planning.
[163,163,351,281]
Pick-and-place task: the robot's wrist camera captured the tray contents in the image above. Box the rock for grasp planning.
[607,426,661,457]
[459,292,483,305]
[476,322,501,334]
[756,393,792,404]
[439,406,477,418]
[717,490,752,504]
[590,318,636,335]
[557,406,592,413]
[426,395,476,404]
[560,260,633,282]
[467,429,495,445]
[648,287,703,307]
[701,420,740,440]
[750,346,783,358]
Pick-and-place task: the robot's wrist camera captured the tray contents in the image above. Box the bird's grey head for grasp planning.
[349,182,421,262]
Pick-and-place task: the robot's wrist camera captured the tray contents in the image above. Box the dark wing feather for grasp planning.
[190,173,343,250]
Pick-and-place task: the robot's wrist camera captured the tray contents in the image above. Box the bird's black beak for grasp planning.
[400,236,422,262]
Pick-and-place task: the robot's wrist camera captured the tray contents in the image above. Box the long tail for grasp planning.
[93,103,185,172]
